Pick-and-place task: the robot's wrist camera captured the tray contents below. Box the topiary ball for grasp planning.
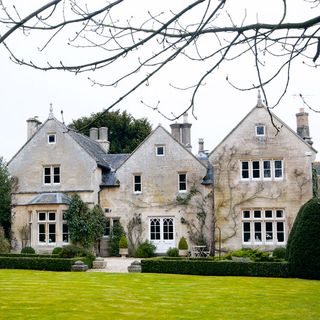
[287,197,320,279]
[21,246,35,254]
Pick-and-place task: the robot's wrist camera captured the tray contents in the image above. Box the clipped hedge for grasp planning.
[0,255,94,271]
[0,253,56,258]
[141,258,289,278]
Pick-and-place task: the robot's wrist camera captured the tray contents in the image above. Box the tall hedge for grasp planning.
[287,198,320,280]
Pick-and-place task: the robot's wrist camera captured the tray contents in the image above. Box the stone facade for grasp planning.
[209,103,317,252]
[7,99,318,255]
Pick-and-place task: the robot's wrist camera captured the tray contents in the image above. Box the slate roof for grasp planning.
[103,154,130,170]
[68,130,111,169]
[28,193,71,205]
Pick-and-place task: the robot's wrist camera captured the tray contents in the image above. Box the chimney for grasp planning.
[27,117,42,140]
[181,113,192,151]
[198,138,204,153]
[170,122,181,142]
[89,127,98,140]
[296,108,313,145]
[98,127,110,153]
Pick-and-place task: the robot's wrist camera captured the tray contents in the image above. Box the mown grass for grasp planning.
[0,270,319,319]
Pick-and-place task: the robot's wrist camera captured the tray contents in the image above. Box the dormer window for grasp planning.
[48,133,56,144]
[156,145,165,156]
[255,125,265,136]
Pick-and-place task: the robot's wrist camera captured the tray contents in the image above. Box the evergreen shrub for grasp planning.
[52,247,63,255]
[287,198,320,279]
[20,246,35,254]
[134,241,156,258]
[119,235,128,249]
[178,237,188,250]
[166,247,179,257]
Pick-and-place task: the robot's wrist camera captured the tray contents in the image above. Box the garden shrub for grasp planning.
[141,258,289,278]
[223,249,276,262]
[0,227,10,253]
[52,247,63,255]
[272,247,286,260]
[287,197,320,280]
[178,237,188,250]
[166,247,179,257]
[119,235,128,249]
[21,246,35,254]
[109,222,125,256]
[134,241,156,258]
[58,245,89,258]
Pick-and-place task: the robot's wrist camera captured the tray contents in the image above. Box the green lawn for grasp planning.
[0,270,319,320]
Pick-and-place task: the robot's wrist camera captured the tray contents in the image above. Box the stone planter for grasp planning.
[119,248,128,258]
[179,249,188,257]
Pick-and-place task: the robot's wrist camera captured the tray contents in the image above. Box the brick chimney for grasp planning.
[296,108,313,145]
[27,117,42,140]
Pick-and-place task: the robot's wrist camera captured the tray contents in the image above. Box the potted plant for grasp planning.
[119,234,129,258]
[178,237,188,256]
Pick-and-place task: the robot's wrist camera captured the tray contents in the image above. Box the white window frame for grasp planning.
[255,125,265,136]
[242,209,286,246]
[38,211,56,245]
[103,217,120,238]
[156,145,165,156]
[240,160,284,181]
[178,173,187,193]
[133,174,142,194]
[43,165,61,185]
[47,133,56,144]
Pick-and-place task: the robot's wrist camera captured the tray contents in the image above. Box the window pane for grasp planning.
[265,210,273,218]
[243,222,250,242]
[254,210,261,218]
[48,134,55,143]
[276,210,283,218]
[254,222,262,242]
[38,212,46,221]
[134,175,141,192]
[163,218,174,240]
[263,160,271,178]
[243,210,250,219]
[241,162,249,179]
[266,222,273,241]
[256,125,265,136]
[48,212,55,221]
[252,161,260,178]
[104,219,111,236]
[277,222,285,242]
[274,160,283,178]
[150,219,160,240]
[48,224,56,243]
[53,167,60,183]
[179,174,187,191]
[156,146,164,155]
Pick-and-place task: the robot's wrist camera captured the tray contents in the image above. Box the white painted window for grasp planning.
[149,217,175,253]
[48,133,56,144]
[103,217,120,237]
[156,145,165,156]
[133,174,142,193]
[178,173,187,192]
[255,125,265,136]
[242,209,285,245]
[240,160,283,181]
[43,166,60,184]
[38,211,56,244]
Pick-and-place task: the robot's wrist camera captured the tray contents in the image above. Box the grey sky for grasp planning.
[0,1,319,161]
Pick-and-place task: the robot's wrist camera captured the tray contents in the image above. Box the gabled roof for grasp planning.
[209,104,317,157]
[117,124,208,170]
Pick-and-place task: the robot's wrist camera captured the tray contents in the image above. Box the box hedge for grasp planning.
[0,255,94,271]
[141,258,289,278]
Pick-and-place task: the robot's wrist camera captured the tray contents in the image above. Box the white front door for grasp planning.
[149,217,175,253]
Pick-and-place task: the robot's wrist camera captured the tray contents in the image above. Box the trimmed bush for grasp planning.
[272,247,286,260]
[141,258,289,278]
[134,241,156,258]
[223,249,276,262]
[119,235,129,249]
[287,198,320,279]
[0,256,93,271]
[58,245,89,258]
[178,237,188,250]
[166,247,179,257]
[21,246,35,254]
[52,247,63,255]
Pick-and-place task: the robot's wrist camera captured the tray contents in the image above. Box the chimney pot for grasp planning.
[89,127,98,141]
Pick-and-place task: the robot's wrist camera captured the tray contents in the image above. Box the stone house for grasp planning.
[99,122,213,255]
[8,108,115,252]
[7,96,317,255]
[209,96,317,252]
